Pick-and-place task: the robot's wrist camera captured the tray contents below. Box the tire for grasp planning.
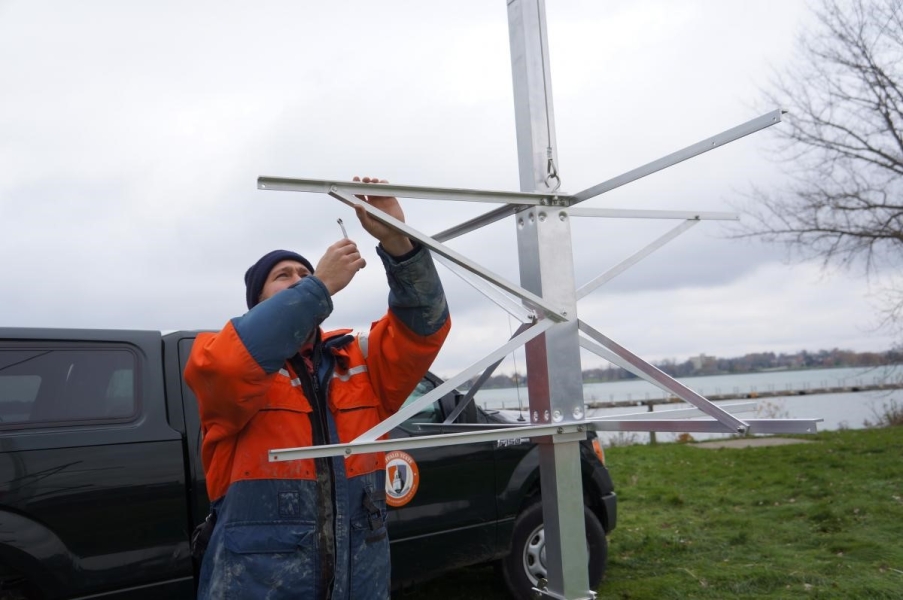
[500,499,607,600]
[0,569,40,600]
[0,583,39,600]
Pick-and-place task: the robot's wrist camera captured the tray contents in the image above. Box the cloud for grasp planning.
[430,261,896,378]
[1,0,891,385]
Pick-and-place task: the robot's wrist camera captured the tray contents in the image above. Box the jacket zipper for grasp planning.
[292,343,336,600]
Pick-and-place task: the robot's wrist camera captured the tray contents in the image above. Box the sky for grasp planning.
[1,0,897,380]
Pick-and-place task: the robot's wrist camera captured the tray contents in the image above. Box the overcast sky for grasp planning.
[1,0,897,379]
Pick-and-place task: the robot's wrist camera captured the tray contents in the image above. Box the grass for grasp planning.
[393,427,903,599]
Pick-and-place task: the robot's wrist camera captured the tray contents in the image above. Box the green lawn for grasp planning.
[395,427,903,599]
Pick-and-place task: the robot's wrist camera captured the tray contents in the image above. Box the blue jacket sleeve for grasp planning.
[230,275,333,373]
[377,243,449,336]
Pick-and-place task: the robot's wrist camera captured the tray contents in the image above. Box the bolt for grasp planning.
[552,410,562,422]
[543,410,550,422]
[573,407,584,419]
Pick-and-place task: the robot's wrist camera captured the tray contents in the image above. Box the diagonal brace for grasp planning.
[577,319,749,433]
[576,220,699,300]
[433,254,534,323]
[442,321,533,425]
[325,188,565,321]
[354,318,555,441]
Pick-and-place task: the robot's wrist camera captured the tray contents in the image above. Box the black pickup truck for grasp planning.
[0,328,616,599]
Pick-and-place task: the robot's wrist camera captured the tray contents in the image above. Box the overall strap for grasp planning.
[288,344,336,600]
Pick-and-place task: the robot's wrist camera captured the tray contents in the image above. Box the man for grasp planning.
[184,177,450,600]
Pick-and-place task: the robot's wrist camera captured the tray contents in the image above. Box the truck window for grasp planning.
[399,378,440,427]
[0,348,137,426]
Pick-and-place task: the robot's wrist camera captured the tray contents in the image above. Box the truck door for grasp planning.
[386,373,497,586]
[0,329,194,599]
[165,334,209,530]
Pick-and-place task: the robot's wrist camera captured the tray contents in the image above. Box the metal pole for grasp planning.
[507,1,593,598]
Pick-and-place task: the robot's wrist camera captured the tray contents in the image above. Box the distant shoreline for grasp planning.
[584,380,903,409]
[464,363,903,391]
[580,364,903,386]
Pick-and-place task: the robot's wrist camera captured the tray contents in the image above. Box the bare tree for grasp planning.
[739,0,903,323]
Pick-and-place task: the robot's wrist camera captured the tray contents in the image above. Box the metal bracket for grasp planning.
[533,578,597,600]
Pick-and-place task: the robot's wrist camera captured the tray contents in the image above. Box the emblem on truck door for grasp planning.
[385,450,420,507]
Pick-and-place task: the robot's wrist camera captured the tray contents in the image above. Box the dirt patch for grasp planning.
[692,437,816,450]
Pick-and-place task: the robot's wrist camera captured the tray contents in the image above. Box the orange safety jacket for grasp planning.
[189,314,449,502]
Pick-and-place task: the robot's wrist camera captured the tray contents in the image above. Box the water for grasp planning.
[473,366,902,444]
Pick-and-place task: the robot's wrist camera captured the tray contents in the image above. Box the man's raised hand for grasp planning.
[314,238,366,295]
[352,176,414,257]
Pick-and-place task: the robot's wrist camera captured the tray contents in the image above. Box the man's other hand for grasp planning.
[314,238,366,295]
[352,176,414,257]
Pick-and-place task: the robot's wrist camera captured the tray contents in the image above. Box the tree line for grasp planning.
[464,347,903,389]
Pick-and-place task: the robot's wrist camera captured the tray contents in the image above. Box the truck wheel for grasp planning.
[500,499,607,600]
[0,583,39,600]
[0,569,40,600]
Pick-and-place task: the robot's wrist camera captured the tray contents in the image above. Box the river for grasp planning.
[470,366,902,444]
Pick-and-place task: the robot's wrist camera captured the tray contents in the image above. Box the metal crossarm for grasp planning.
[268,415,820,462]
[588,418,820,435]
[433,204,519,242]
[257,176,567,206]
[270,421,591,462]
[591,401,759,421]
[566,208,738,220]
[429,109,781,245]
[571,109,785,203]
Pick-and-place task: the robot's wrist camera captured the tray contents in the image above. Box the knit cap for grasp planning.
[244,249,314,309]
